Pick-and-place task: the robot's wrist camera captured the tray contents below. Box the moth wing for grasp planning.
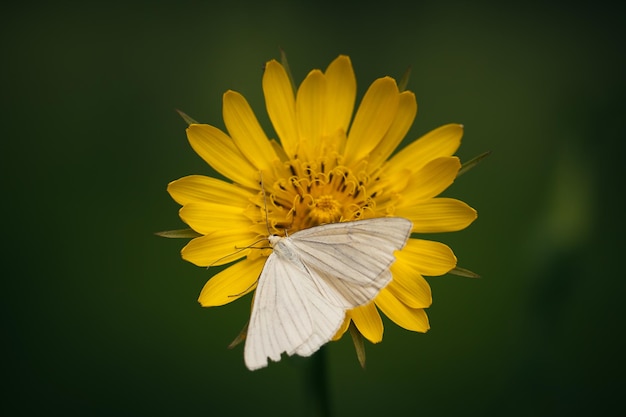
[243,252,345,371]
[288,217,413,308]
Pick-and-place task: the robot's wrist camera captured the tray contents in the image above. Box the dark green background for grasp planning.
[2,1,624,416]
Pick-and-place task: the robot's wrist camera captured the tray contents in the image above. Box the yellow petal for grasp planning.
[331,316,351,341]
[181,229,258,267]
[167,175,252,206]
[386,123,463,176]
[396,198,477,233]
[397,238,457,276]
[223,90,278,171]
[344,77,399,165]
[376,290,430,332]
[387,265,432,309]
[179,202,252,235]
[263,60,298,157]
[324,55,356,136]
[296,69,327,159]
[186,124,258,189]
[395,157,460,201]
[348,302,384,343]
[198,257,265,306]
[368,91,417,170]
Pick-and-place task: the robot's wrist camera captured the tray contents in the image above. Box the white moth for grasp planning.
[244,217,413,370]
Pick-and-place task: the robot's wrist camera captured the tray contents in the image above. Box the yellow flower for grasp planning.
[166,55,476,348]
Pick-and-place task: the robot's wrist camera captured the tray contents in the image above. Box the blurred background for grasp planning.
[2,1,624,416]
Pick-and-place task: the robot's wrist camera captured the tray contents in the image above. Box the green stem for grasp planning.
[303,346,331,417]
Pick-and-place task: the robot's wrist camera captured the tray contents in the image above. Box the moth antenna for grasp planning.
[228,280,259,298]
[205,238,271,269]
[260,171,272,236]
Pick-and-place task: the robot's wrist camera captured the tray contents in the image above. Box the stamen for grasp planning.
[260,158,380,233]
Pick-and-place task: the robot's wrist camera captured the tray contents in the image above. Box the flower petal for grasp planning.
[376,290,430,332]
[167,175,252,206]
[331,316,351,341]
[198,258,265,306]
[181,229,258,266]
[387,266,432,309]
[397,238,457,276]
[179,202,252,235]
[186,124,259,189]
[263,60,298,157]
[386,123,464,175]
[368,91,417,170]
[344,77,399,165]
[396,198,477,233]
[395,157,460,201]
[223,90,278,171]
[296,69,327,160]
[347,302,384,343]
[324,55,356,136]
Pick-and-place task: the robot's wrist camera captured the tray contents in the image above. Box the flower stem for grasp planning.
[303,346,331,417]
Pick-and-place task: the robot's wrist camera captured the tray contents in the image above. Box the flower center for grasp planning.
[310,195,342,224]
[266,157,378,234]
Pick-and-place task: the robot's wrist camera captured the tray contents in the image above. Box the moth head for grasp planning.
[268,234,282,247]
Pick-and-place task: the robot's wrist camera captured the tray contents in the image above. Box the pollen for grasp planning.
[267,158,378,232]
[310,195,342,224]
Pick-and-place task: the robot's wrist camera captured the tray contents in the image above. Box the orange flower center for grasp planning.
[265,158,379,234]
[310,195,343,225]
